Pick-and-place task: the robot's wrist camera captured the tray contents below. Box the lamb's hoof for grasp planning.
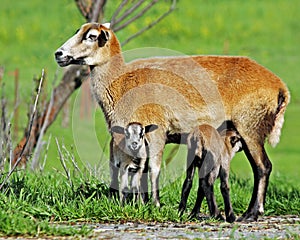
[109,187,119,199]
[226,213,236,223]
[215,213,225,222]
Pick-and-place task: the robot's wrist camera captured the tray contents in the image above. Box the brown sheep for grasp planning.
[179,124,242,223]
[54,22,290,220]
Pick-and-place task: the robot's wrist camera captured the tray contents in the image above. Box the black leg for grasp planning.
[178,152,198,214]
[238,143,272,222]
[189,178,205,219]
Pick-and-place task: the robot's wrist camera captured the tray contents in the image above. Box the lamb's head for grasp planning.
[111,123,158,154]
[224,130,243,156]
[55,22,120,67]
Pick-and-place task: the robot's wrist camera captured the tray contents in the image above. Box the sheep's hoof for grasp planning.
[237,211,259,222]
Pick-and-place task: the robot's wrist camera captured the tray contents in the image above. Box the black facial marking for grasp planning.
[81,28,90,42]
[98,30,108,47]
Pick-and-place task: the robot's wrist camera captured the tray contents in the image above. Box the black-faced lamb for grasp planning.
[179,124,242,223]
[111,122,158,203]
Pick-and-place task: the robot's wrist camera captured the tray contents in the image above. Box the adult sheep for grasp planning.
[54,22,290,221]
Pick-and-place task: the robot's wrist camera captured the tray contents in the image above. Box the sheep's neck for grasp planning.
[90,54,125,127]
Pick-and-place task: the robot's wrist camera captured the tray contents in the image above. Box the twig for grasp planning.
[121,0,177,46]
[74,0,89,19]
[113,0,158,32]
[111,0,129,27]
[62,144,82,175]
[111,0,144,28]
[55,137,73,188]
[31,83,55,170]
[0,69,44,191]
[40,134,52,172]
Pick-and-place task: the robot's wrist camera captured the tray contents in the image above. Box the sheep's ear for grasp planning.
[102,22,111,29]
[145,124,158,133]
[111,126,124,134]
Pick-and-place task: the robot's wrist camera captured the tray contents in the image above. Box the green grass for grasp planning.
[0,0,300,236]
[0,170,299,237]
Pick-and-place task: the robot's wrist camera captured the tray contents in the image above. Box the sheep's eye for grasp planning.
[87,34,97,41]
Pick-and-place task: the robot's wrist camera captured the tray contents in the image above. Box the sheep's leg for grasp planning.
[178,153,198,214]
[189,178,205,219]
[109,139,119,198]
[149,151,163,207]
[219,167,236,223]
[202,176,224,221]
[238,140,272,221]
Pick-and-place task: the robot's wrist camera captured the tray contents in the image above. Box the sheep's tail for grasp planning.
[268,88,290,147]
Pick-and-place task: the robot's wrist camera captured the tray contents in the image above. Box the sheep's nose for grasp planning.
[55,51,63,58]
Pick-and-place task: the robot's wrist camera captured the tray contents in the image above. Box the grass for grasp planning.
[0,169,299,237]
[0,0,300,237]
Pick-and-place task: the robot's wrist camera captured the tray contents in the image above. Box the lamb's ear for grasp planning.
[145,124,158,133]
[111,126,124,134]
[98,29,110,47]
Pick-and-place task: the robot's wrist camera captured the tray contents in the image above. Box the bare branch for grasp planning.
[111,0,129,27]
[111,0,144,28]
[30,84,55,170]
[0,69,44,191]
[113,0,158,32]
[74,0,89,19]
[12,65,89,168]
[91,0,107,22]
[121,0,177,46]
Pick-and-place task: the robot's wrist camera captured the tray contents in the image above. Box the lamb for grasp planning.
[111,122,158,204]
[178,124,242,223]
[54,22,290,221]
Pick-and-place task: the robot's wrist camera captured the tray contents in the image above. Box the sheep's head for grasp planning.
[111,123,158,154]
[55,22,119,67]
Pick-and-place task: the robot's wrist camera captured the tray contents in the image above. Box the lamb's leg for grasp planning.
[219,167,236,223]
[189,178,205,219]
[178,153,198,214]
[140,158,149,203]
[109,139,119,198]
[238,139,272,221]
[119,166,129,204]
[202,175,224,221]
[131,158,147,203]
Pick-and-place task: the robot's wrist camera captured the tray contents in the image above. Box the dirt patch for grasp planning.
[89,215,300,239]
